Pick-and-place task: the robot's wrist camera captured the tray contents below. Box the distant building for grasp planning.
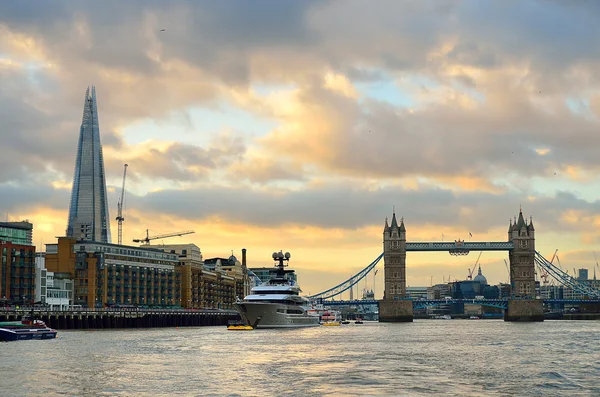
[577,268,588,281]
[0,241,36,304]
[0,221,33,246]
[406,286,428,300]
[66,86,112,243]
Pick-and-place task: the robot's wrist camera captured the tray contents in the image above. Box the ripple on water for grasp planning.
[1,321,599,397]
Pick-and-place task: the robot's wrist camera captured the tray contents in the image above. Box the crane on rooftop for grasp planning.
[467,251,482,280]
[133,229,195,245]
[116,164,128,245]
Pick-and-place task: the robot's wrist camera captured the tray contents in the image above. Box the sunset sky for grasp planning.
[1,1,600,298]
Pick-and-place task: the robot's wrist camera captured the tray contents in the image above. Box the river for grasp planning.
[1,320,598,396]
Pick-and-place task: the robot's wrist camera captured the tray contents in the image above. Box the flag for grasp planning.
[469,232,472,237]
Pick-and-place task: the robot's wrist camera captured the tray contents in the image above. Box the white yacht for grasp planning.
[235,251,320,328]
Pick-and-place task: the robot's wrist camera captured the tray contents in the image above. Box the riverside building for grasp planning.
[0,221,36,304]
[147,243,249,310]
[45,237,180,308]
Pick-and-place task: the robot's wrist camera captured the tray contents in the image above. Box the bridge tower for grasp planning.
[379,213,413,322]
[505,208,544,321]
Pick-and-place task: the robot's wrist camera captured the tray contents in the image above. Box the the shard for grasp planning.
[66,86,112,243]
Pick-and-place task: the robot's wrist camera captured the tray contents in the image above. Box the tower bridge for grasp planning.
[308,207,600,322]
[377,208,540,322]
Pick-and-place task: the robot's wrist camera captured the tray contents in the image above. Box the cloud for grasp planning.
[2,1,600,292]
[251,77,600,182]
[104,132,247,184]
[131,182,599,235]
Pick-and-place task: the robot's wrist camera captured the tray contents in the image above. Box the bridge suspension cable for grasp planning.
[308,253,384,300]
[535,251,600,298]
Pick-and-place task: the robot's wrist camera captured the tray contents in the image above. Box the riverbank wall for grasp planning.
[0,309,240,329]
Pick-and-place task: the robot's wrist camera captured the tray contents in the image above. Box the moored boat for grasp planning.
[0,315,57,341]
[235,251,320,329]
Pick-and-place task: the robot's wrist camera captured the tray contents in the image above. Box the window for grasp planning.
[519,240,529,249]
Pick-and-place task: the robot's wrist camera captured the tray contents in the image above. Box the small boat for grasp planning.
[354,318,364,324]
[227,325,254,331]
[341,320,350,325]
[469,316,480,320]
[0,315,57,341]
[322,321,340,327]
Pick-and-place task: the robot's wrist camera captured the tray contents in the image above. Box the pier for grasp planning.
[0,308,240,330]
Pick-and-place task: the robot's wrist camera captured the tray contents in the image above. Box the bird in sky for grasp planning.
[160,29,165,32]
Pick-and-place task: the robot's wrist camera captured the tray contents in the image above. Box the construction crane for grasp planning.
[536,248,556,285]
[594,252,599,280]
[467,251,482,280]
[116,164,128,245]
[133,229,195,245]
[503,259,511,284]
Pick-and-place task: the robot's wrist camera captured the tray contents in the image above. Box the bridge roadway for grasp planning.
[317,298,600,310]
[406,241,514,251]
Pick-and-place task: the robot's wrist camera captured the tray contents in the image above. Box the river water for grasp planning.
[1,320,598,397]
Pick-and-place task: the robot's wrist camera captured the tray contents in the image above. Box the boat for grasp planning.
[341,320,350,325]
[322,321,340,326]
[234,251,320,329]
[307,305,342,324]
[0,315,58,341]
[226,320,254,331]
[227,325,254,331]
[469,316,480,320]
[354,318,364,324]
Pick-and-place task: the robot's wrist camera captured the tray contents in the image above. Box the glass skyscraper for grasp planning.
[66,86,112,243]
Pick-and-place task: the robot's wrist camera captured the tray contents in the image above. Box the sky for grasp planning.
[1,0,600,298]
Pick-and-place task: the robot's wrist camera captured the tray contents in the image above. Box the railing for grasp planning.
[535,251,600,299]
[308,253,384,300]
[0,306,238,314]
[405,241,514,252]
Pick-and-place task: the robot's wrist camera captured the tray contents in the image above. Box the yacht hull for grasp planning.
[235,302,320,329]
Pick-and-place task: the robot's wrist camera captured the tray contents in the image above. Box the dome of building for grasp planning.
[473,266,487,284]
[228,254,238,263]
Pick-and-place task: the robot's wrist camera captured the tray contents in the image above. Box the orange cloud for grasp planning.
[427,175,504,194]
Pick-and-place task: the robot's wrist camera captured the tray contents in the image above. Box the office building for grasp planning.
[66,86,112,243]
[0,221,33,246]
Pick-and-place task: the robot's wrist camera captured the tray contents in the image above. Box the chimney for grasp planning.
[242,248,247,268]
